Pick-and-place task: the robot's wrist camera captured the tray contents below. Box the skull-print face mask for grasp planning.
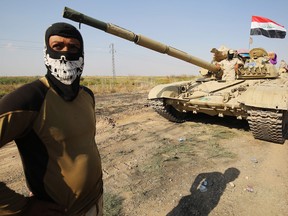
[44,22,84,85]
[44,22,84,101]
[44,52,84,85]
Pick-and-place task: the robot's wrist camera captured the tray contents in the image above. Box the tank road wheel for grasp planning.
[149,99,187,123]
[247,109,288,144]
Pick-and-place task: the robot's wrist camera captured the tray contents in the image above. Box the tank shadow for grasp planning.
[166,167,240,216]
[186,113,250,131]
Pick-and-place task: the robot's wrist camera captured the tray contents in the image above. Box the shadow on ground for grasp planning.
[187,113,250,131]
[167,167,240,216]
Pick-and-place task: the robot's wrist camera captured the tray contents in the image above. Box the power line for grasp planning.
[0,39,42,51]
[0,39,42,44]
[0,44,42,50]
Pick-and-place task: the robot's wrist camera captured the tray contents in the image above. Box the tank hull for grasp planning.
[148,77,288,144]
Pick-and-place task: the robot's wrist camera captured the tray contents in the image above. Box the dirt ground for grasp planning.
[1,91,288,216]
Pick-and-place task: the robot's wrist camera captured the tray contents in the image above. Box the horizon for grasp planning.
[1,0,287,77]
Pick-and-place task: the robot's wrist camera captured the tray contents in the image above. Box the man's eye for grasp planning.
[52,44,63,51]
[68,44,80,53]
[50,42,80,53]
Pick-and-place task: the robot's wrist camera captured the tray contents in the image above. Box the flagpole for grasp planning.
[249,16,252,51]
[249,36,252,50]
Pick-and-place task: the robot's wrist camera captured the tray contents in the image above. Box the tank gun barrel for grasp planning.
[62,7,219,72]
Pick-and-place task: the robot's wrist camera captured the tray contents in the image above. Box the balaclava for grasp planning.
[44,22,84,101]
[227,50,235,61]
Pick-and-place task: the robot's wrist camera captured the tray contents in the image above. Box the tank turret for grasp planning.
[238,48,279,78]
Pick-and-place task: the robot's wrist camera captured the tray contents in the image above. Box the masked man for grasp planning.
[217,49,243,81]
[0,22,103,216]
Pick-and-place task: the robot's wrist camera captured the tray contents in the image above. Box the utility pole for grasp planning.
[109,43,116,79]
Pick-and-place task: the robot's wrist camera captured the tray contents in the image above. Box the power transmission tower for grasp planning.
[109,43,116,79]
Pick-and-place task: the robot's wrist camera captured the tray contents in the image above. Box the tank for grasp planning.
[63,7,288,144]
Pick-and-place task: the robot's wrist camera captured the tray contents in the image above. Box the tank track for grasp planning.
[149,99,186,123]
[247,109,287,144]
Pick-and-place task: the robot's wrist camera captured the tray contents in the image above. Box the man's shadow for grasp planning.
[167,167,240,216]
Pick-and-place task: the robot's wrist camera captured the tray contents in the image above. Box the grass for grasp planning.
[0,75,196,97]
[0,76,39,98]
[139,124,237,175]
[206,127,237,159]
[80,75,195,94]
[104,192,124,216]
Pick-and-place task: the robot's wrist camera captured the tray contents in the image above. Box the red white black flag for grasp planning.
[250,16,286,39]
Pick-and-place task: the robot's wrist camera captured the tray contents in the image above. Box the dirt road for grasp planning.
[1,92,288,215]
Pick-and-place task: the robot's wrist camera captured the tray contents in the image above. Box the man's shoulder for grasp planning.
[81,86,95,104]
[220,59,230,66]
[15,78,49,100]
[0,78,49,112]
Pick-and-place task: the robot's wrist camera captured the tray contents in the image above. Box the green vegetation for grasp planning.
[0,76,39,98]
[207,128,237,159]
[81,75,196,94]
[139,126,236,175]
[104,192,124,216]
[0,75,196,97]
[0,76,39,85]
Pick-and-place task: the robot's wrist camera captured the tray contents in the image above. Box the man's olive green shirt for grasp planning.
[0,77,103,215]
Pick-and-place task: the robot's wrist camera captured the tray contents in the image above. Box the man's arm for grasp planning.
[0,80,47,147]
[0,182,66,216]
[0,80,55,215]
[0,182,29,215]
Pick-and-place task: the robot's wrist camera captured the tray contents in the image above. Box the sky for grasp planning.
[0,0,288,77]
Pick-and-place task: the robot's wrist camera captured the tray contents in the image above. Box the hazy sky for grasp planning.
[0,0,287,76]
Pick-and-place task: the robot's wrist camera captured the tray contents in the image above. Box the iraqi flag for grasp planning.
[250,16,286,39]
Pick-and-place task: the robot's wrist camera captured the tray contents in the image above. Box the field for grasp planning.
[1,76,288,216]
[0,75,194,97]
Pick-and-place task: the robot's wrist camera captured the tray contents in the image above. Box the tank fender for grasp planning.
[148,81,190,99]
[238,85,288,110]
